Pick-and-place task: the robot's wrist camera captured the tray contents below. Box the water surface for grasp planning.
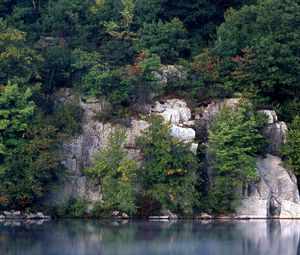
[0,219,299,255]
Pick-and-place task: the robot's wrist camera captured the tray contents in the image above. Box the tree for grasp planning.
[0,18,42,87]
[136,18,189,63]
[86,126,139,214]
[0,84,65,209]
[40,0,95,46]
[0,83,35,175]
[160,0,256,52]
[137,115,200,213]
[81,50,161,118]
[213,0,300,107]
[207,99,266,212]
[282,116,300,176]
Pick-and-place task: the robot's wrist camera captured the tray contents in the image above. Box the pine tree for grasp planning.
[207,99,266,212]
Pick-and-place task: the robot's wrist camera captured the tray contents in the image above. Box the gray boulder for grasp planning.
[236,154,300,218]
[171,125,196,142]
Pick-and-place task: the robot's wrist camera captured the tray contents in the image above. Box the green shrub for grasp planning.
[136,18,189,63]
[89,202,104,218]
[68,198,87,217]
[137,115,201,213]
[207,99,266,212]
[55,198,87,218]
[86,126,139,214]
[51,101,84,135]
[282,116,300,176]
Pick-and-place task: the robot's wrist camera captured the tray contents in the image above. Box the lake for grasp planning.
[0,219,299,255]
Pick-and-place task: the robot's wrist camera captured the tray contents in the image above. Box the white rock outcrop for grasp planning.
[170,125,196,142]
[50,90,198,204]
[153,99,196,143]
[236,154,300,218]
[202,99,300,218]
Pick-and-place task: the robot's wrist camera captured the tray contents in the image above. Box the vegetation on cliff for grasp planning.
[0,0,299,215]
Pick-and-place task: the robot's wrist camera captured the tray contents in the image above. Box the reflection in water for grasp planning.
[0,219,300,255]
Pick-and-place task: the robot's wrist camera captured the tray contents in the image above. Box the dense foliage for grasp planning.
[137,116,200,213]
[207,100,266,212]
[282,116,300,176]
[0,84,65,209]
[213,0,300,115]
[86,127,139,214]
[0,0,299,214]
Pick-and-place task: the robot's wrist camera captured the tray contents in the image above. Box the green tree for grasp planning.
[136,18,189,63]
[81,51,161,118]
[213,0,300,107]
[0,18,42,87]
[0,83,35,175]
[207,100,266,212]
[86,126,139,214]
[40,0,95,46]
[161,0,256,53]
[137,115,200,213]
[0,84,65,209]
[282,116,300,175]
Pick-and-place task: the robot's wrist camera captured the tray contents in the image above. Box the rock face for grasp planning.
[234,110,300,218]
[236,154,300,218]
[50,89,197,205]
[51,89,300,218]
[49,90,150,205]
[152,99,197,146]
[200,99,300,218]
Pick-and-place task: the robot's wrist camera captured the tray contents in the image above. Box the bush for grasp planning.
[89,202,104,218]
[207,99,266,212]
[86,126,139,214]
[136,18,189,63]
[137,115,201,213]
[56,198,87,218]
[51,101,84,135]
[282,116,300,176]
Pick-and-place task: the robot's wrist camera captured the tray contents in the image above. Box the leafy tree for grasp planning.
[282,116,300,175]
[70,48,99,79]
[174,49,224,100]
[133,0,162,27]
[207,99,266,212]
[137,115,200,213]
[160,0,256,52]
[136,18,189,63]
[213,0,300,106]
[0,83,35,175]
[36,44,72,92]
[51,101,84,136]
[40,0,95,46]
[81,51,161,118]
[0,18,42,87]
[0,84,65,209]
[86,126,139,214]
[94,0,137,66]
[103,0,135,40]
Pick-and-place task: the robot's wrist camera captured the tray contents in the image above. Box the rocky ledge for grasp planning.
[0,210,51,220]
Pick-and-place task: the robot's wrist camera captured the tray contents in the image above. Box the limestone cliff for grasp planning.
[50,89,198,205]
[51,88,300,218]
[199,99,300,218]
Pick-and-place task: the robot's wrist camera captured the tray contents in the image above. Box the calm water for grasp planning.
[0,219,300,255]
